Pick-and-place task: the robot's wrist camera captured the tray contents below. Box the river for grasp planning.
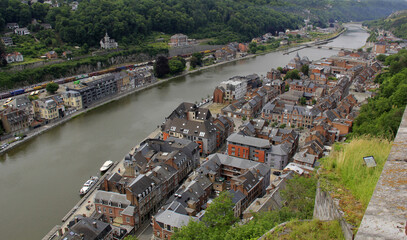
[0,24,369,240]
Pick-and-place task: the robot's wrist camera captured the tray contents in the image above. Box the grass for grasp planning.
[206,102,228,115]
[265,219,344,240]
[319,137,392,230]
[9,57,44,66]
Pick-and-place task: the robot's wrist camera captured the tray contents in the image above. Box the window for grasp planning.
[103,207,106,213]
[109,208,112,214]
[97,206,101,212]
[126,217,130,223]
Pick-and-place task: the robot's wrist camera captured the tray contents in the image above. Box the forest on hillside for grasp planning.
[1,0,407,47]
[352,50,407,140]
[363,10,407,39]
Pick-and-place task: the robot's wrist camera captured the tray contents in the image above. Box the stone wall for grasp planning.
[313,182,354,240]
[356,106,407,240]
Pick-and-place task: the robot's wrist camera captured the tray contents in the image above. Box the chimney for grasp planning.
[82,214,86,217]
[64,227,68,232]
[74,217,79,223]
[92,221,97,229]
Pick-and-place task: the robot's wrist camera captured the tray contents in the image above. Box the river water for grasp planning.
[0,24,369,240]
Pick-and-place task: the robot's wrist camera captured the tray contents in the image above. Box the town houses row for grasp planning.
[0,66,155,139]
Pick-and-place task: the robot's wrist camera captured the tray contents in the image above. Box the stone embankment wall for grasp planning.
[313,182,354,240]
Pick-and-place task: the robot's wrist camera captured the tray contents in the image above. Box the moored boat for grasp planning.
[79,176,99,196]
[100,160,113,172]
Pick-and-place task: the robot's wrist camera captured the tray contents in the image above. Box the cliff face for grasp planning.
[313,183,354,240]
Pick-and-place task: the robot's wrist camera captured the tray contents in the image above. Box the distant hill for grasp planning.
[364,10,407,39]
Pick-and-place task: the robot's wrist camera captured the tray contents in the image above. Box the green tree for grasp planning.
[203,191,237,229]
[154,56,170,78]
[277,67,284,73]
[285,84,289,92]
[46,82,59,94]
[301,64,309,76]
[376,54,386,62]
[284,69,300,80]
[0,41,7,67]
[300,97,306,105]
[312,99,317,105]
[191,52,203,68]
[173,191,237,240]
[249,42,257,54]
[169,58,185,75]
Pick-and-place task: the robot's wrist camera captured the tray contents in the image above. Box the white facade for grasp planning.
[219,79,247,101]
[100,33,118,50]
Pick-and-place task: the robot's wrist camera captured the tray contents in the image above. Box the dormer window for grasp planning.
[108,201,112,206]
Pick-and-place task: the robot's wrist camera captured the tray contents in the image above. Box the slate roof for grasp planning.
[293,151,317,166]
[167,102,212,121]
[162,118,217,138]
[155,209,198,228]
[205,153,268,174]
[227,133,270,148]
[65,217,112,240]
[94,191,130,206]
[128,174,155,196]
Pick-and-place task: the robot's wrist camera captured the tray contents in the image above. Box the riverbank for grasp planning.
[0,27,347,156]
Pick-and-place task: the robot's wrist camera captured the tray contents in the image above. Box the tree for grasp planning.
[154,56,170,78]
[277,67,284,73]
[249,42,257,54]
[191,52,203,68]
[202,191,237,229]
[173,191,237,240]
[242,115,247,121]
[301,64,309,76]
[169,57,186,75]
[0,41,7,67]
[284,69,300,80]
[46,82,59,94]
[312,99,317,105]
[300,97,306,105]
[376,54,387,62]
[285,84,289,92]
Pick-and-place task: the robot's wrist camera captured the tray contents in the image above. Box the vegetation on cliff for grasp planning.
[319,137,392,230]
[352,50,407,140]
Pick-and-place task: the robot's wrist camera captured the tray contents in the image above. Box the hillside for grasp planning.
[364,9,407,39]
[1,0,407,48]
[352,50,407,140]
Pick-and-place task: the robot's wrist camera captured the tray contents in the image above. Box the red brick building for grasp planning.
[213,86,225,103]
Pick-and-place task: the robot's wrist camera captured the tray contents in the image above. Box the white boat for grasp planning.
[100,160,113,172]
[79,176,99,195]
